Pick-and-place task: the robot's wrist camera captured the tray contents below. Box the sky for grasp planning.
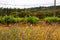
[0,0,60,8]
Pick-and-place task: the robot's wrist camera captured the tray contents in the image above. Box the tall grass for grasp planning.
[0,25,60,40]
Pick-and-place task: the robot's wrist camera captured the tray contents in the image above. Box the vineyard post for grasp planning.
[54,0,56,17]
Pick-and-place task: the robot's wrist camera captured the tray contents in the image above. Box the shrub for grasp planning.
[57,18,60,23]
[0,16,2,23]
[3,16,16,23]
[15,17,23,23]
[26,16,39,24]
[44,17,59,24]
[21,17,28,22]
[0,16,23,24]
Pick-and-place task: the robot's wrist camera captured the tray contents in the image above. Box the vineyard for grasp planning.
[0,6,60,40]
[0,15,60,40]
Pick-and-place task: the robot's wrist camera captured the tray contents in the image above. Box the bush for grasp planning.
[15,17,23,23]
[0,16,23,24]
[21,17,28,22]
[57,18,60,22]
[3,16,16,23]
[26,16,39,24]
[44,17,60,24]
[0,16,3,23]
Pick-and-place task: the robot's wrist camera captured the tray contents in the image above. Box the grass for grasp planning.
[0,23,60,40]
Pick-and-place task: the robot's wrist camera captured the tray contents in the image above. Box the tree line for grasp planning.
[0,5,60,19]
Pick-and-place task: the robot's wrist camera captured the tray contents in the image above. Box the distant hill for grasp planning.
[0,5,60,18]
[26,5,60,11]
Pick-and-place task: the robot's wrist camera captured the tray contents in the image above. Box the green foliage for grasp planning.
[0,16,3,23]
[0,6,60,18]
[44,17,60,24]
[0,16,23,24]
[0,16,40,24]
[26,16,39,24]
[57,18,60,22]
[15,17,23,23]
[3,16,16,23]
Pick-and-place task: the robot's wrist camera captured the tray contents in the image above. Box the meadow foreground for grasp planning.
[0,24,60,40]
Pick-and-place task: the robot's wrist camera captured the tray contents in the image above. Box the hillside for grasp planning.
[0,5,60,18]
[26,5,60,11]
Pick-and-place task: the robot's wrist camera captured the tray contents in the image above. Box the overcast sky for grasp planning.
[0,0,60,8]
